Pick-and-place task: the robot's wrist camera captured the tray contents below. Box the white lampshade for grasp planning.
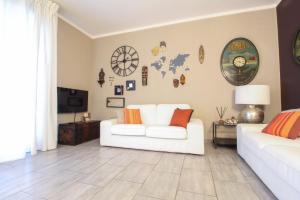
[235,85,270,105]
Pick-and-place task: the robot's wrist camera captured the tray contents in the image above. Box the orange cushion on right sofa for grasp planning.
[262,112,300,139]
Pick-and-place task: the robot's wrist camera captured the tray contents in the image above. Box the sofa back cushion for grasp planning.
[127,104,157,125]
[156,104,191,125]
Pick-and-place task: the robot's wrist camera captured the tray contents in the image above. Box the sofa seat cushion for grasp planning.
[261,144,300,192]
[111,124,146,136]
[242,131,300,151]
[146,126,187,139]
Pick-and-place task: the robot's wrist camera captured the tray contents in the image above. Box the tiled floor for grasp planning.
[0,139,277,200]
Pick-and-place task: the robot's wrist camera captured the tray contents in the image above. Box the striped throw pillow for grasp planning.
[262,112,300,139]
[123,108,142,124]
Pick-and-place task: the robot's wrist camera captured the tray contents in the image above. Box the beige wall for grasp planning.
[89,8,281,138]
[57,19,93,123]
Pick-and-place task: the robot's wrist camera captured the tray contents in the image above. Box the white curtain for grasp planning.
[0,0,59,163]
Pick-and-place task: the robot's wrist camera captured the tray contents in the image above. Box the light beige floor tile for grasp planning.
[48,182,101,200]
[23,171,82,198]
[79,163,124,187]
[235,158,256,177]
[0,172,51,199]
[91,180,141,200]
[4,192,42,200]
[134,151,162,165]
[133,195,160,200]
[68,157,109,174]
[138,171,179,200]
[116,162,154,183]
[214,181,259,200]
[176,191,217,200]
[208,154,236,165]
[108,153,137,167]
[179,169,215,196]
[183,156,210,171]
[211,163,246,183]
[98,148,124,159]
[154,155,184,174]
[247,177,277,200]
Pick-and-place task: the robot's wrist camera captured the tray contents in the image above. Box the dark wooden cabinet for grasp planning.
[58,120,100,145]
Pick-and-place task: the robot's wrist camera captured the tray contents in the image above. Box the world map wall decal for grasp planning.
[150,41,191,79]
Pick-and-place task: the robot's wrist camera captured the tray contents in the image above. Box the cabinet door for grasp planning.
[90,122,100,139]
[81,123,90,141]
[58,125,76,145]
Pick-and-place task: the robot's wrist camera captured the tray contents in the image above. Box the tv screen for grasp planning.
[57,87,88,113]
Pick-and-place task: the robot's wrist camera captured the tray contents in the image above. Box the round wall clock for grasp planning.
[220,38,259,86]
[111,45,139,77]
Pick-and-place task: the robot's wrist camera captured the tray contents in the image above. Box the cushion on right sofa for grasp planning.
[262,112,300,139]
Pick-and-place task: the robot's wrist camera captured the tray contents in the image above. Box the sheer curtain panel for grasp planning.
[0,0,59,163]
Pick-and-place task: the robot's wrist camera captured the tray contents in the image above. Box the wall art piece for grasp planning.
[180,74,186,85]
[126,80,136,91]
[142,66,148,86]
[111,45,139,77]
[150,41,191,78]
[220,38,259,86]
[160,41,167,53]
[106,97,125,108]
[293,30,300,64]
[114,85,124,95]
[109,76,115,86]
[199,45,205,64]
[97,68,105,87]
[173,79,179,88]
[169,54,190,74]
[151,46,160,56]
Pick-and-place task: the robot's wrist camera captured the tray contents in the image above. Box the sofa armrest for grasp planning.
[186,118,205,154]
[100,119,117,146]
[237,123,267,135]
[101,118,118,127]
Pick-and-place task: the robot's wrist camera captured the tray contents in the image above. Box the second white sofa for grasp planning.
[100,104,204,155]
[237,123,300,200]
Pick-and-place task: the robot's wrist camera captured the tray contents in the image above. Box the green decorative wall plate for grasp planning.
[293,30,300,64]
[220,38,259,86]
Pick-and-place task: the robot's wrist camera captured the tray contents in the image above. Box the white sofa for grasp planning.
[237,124,300,200]
[100,104,204,155]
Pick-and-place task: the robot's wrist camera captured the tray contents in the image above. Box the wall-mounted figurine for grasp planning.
[97,68,105,87]
[173,79,179,88]
[199,45,205,64]
[142,66,148,86]
[180,74,186,85]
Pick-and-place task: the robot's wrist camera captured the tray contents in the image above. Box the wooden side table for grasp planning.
[58,120,100,145]
[212,121,237,148]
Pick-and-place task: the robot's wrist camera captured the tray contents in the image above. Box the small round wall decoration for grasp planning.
[220,38,259,86]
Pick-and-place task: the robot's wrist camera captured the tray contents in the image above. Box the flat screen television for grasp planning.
[57,87,88,113]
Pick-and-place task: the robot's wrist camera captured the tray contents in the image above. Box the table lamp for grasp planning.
[235,85,270,123]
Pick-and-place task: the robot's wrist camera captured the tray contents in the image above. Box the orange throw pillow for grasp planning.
[123,108,142,124]
[170,108,194,128]
[262,112,300,139]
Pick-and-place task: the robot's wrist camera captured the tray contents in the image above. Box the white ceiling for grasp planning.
[54,0,280,39]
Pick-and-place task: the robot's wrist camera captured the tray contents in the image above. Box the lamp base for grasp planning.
[239,105,264,123]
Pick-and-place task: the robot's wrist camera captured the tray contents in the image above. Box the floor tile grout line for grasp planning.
[174,154,185,200]
[207,141,219,200]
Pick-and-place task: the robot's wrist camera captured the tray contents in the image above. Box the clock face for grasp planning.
[233,56,246,68]
[111,46,139,77]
